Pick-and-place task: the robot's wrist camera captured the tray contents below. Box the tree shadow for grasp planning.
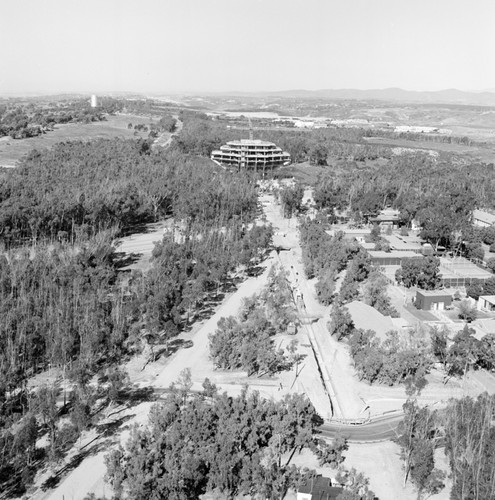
[181,307,215,333]
[97,414,136,438]
[153,338,195,358]
[41,439,109,491]
[120,219,167,237]
[116,386,155,405]
[41,410,141,493]
[311,413,325,430]
[246,265,264,277]
[113,251,141,269]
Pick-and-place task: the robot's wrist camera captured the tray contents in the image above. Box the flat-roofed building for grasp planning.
[211,139,290,173]
[346,300,397,341]
[473,209,495,228]
[381,233,424,253]
[474,318,495,335]
[477,295,495,312]
[369,208,400,228]
[368,250,423,266]
[415,290,453,311]
[326,228,370,241]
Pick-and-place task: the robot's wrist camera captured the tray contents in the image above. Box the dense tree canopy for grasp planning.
[0,136,273,494]
[395,257,441,290]
[105,384,319,499]
[0,139,259,246]
[396,393,495,500]
[209,266,296,376]
[299,220,358,282]
[349,329,431,390]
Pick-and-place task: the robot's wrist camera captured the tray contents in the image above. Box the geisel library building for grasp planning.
[211,139,291,174]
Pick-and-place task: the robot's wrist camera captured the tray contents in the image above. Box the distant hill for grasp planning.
[264,88,495,106]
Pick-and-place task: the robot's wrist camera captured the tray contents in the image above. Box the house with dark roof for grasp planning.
[297,475,344,500]
[415,290,453,311]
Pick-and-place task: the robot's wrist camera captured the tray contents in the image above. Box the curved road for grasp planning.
[151,387,404,443]
[320,413,404,442]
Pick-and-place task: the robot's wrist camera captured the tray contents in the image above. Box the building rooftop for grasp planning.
[346,300,396,341]
[391,317,411,329]
[416,289,453,297]
[371,215,400,222]
[226,139,275,147]
[473,318,495,334]
[370,208,400,222]
[298,475,344,499]
[360,242,376,250]
[382,234,423,252]
[368,250,422,259]
[473,209,495,226]
[479,295,495,305]
[342,228,371,234]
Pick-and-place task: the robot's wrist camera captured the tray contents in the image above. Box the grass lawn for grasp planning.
[0,113,153,167]
[404,304,439,321]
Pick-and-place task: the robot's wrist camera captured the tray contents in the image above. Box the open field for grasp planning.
[364,136,495,162]
[277,162,327,184]
[285,442,450,500]
[0,114,153,167]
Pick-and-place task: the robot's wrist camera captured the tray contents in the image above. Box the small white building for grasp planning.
[477,295,495,312]
[90,94,98,108]
[473,209,495,228]
[293,120,315,128]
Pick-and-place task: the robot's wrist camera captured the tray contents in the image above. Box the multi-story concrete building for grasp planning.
[211,139,290,173]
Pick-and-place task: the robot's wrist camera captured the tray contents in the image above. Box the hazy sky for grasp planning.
[1,0,494,94]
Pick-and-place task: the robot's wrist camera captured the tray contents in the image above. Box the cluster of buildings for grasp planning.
[394,125,451,134]
[326,204,495,350]
[336,207,495,289]
[410,292,494,314]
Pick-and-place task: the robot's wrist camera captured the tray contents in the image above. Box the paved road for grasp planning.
[320,413,404,442]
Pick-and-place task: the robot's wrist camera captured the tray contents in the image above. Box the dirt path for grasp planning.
[36,265,276,500]
[262,193,364,418]
[152,116,182,149]
[115,220,169,271]
[36,194,331,499]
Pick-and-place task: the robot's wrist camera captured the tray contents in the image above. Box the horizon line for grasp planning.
[1,86,495,98]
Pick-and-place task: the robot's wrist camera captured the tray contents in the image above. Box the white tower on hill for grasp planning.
[90,95,98,108]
